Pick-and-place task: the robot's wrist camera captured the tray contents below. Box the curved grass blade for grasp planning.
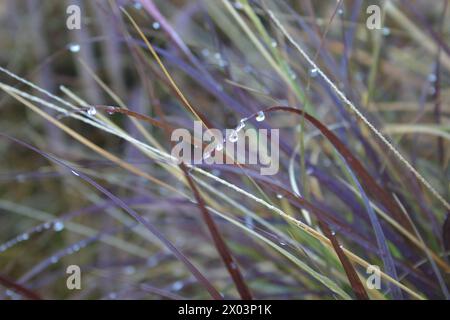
[319,221,368,300]
[180,163,253,299]
[264,106,412,233]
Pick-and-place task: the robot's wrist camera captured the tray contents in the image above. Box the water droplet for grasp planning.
[309,68,318,77]
[228,130,238,143]
[50,256,59,264]
[214,52,222,60]
[215,143,223,151]
[233,1,243,10]
[21,233,30,241]
[171,281,184,291]
[289,69,297,80]
[256,111,265,122]
[235,120,245,132]
[279,241,286,246]
[87,106,97,116]
[43,222,52,229]
[106,106,115,115]
[382,27,391,36]
[230,262,237,270]
[270,39,277,48]
[218,59,227,68]
[337,8,344,16]
[133,1,142,9]
[108,292,117,299]
[68,43,80,53]
[339,245,344,249]
[124,266,136,275]
[428,73,437,82]
[152,21,160,30]
[53,221,64,232]
[71,170,80,176]
[276,194,283,199]
[201,48,210,57]
[331,231,336,236]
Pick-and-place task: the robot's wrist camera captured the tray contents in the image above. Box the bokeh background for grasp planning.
[0,0,449,299]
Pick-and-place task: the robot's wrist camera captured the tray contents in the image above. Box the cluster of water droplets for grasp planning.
[202,111,266,161]
[0,220,65,253]
[0,233,29,253]
[428,72,438,95]
[214,52,228,68]
[200,48,229,69]
[82,105,118,118]
[328,228,343,248]
[48,238,90,265]
[228,119,245,143]
[203,139,223,161]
